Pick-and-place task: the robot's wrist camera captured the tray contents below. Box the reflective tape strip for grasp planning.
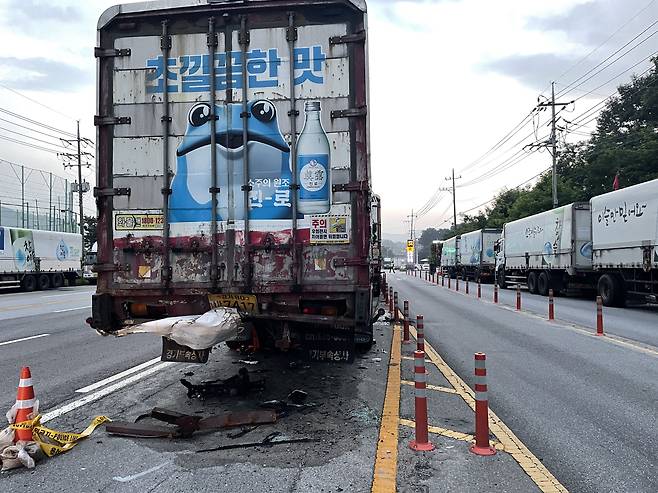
[474,359,486,369]
[19,378,33,387]
[474,375,487,386]
[15,398,35,409]
[415,387,427,398]
[475,368,486,376]
[414,372,427,383]
[475,390,488,401]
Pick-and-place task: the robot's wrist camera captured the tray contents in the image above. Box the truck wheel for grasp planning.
[497,270,506,289]
[598,274,624,307]
[527,271,539,294]
[537,272,550,296]
[37,274,50,290]
[21,275,37,292]
[51,273,64,289]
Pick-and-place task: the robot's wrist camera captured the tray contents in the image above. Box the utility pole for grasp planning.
[407,209,418,265]
[439,169,461,231]
[535,82,573,208]
[59,121,93,244]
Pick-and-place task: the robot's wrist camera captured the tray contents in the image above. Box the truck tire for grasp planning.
[497,269,506,289]
[598,274,625,307]
[51,273,64,289]
[37,274,50,290]
[21,275,37,292]
[527,271,539,294]
[537,271,550,296]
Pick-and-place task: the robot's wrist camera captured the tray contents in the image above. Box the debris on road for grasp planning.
[287,389,308,404]
[179,367,265,399]
[114,307,243,350]
[196,431,318,453]
[107,408,277,439]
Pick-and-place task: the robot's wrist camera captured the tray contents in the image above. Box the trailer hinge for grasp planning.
[332,181,368,193]
[94,115,131,126]
[239,29,250,45]
[330,106,367,119]
[161,266,173,281]
[207,32,218,47]
[334,257,369,267]
[94,47,131,58]
[93,187,131,198]
[161,35,172,50]
[92,263,129,273]
[329,31,366,45]
[286,26,298,42]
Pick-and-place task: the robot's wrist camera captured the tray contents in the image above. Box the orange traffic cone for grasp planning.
[12,367,36,442]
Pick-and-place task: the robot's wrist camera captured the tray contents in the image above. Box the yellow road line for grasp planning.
[371,325,402,493]
[399,418,475,443]
[409,326,568,493]
[400,379,457,395]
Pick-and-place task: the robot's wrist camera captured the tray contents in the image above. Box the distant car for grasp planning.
[419,263,430,271]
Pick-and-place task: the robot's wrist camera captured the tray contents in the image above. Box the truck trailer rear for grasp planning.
[91,0,378,361]
[458,228,500,282]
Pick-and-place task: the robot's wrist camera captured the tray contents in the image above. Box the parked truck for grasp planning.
[458,228,500,282]
[0,226,81,291]
[590,178,658,306]
[91,0,379,361]
[495,203,592,296]
[440,236,459,277]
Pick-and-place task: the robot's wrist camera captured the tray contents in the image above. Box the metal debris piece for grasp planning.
[106,408,277,439]
[180,367,265,399]
[287,389,308,404]
[196,431,318,453]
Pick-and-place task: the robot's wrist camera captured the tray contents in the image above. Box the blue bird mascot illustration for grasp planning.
[169,100,292,224]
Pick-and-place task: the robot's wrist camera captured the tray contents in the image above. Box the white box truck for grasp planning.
[458,228,500,282]
[590,178,658,305]
[495,203,592,295]
[440,236,459,277]
[0,227,82,291]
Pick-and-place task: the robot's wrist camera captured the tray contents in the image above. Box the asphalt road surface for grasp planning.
[0,286,161,416]
[388,271,658,493]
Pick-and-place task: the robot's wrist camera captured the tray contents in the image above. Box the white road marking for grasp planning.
[53,305,92,313]
[75,356,162,393]
[0,333,50,346]
[113,462,171,482]
[41,361,174,424]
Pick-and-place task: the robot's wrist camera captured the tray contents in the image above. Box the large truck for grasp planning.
[458,228,500,282]
[590,179,658,306]
[91,0,379,361]
[83,242,98,285]
[440,236,459,277]
[495,203,592,296]
[0,227,82,291]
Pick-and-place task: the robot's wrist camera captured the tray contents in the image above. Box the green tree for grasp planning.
[83,215,97,253]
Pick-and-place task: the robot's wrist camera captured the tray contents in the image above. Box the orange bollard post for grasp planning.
[456,276,459,292]
[12,367,36,442]
[448,277,451,289]
[403,301,411,344]
[441,275,445,287]
[409,350,435,452]
[596,296,604,336]
[477,281,481,299]
[470,353,496,456]
[494,284,498,304]
[548,289,555,320]
[466,279,470,295]
[516,284,521,311]
[389,286,394,313]
[416,315,425,352]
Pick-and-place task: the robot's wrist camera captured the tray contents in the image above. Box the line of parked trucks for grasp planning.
[438,178,658,307]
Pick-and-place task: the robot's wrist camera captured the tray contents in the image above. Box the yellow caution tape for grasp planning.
[10,415,111,457]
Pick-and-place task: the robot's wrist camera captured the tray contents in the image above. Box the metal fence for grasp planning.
[0,159,81,233]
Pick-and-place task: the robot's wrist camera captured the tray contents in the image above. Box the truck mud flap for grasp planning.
[91,293,114,331]
[303,327,355,363]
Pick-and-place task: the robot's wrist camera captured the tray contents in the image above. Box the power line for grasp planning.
[0,134,64,155]
[0,125,70,152]
[557,22,658,98]
[0,106,76,138]
[0,81,76,121]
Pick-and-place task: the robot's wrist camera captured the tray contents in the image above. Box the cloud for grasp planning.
[482,53,582,91]
[527,0,658,47]
[6,0,82,23]
[0,57,92,92]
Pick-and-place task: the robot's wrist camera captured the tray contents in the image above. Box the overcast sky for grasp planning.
[0,0,656,234]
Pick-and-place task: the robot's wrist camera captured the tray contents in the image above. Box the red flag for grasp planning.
[612,173,619,191]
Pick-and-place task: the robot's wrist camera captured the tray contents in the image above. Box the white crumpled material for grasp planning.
[116,307,243,350]
[1,400,40,471]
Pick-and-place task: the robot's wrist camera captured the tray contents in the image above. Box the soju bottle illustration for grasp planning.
[297,101,331,214]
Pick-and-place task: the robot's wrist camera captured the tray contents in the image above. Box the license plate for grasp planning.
[208,293,258,313]
[161,337,210,363]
